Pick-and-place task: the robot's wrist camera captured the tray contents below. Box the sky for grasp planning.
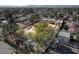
[0,0,79,6]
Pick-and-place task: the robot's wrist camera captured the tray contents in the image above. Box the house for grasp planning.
[0,28,3,37]
[16,23,26,28]
[0,16,6,20]
[57,30,70,44]
[68,26,75,34]
[75,22,79,33]
[18,17,27,22]
[0,41,15,54]
[67,22,79,34]
[42,18,63,31]
[1,20,8,25]
[67,22,79,41]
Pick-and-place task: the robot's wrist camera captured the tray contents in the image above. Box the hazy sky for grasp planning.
[0,0,78,6]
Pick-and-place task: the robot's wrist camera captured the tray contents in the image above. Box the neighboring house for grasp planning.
[0,28,3,40]
[68,26,75,34]
[0,28,2,36]
[16,23,26,28]
[1,20,8,24]
[67,22,79,41]
[12,14,23,18]
[18,17,27,22]
[57,30,70,44]
[67,22,79,34]
[0,16,6,20]
[0,41,15,54]
[75,22,79,33]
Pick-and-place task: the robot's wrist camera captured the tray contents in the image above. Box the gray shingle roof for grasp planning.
[0,41,15,54]
[58,30,70,38]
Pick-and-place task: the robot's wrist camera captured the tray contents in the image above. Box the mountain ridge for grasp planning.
[0,5,79,8]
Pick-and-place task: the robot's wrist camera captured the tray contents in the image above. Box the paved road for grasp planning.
[53,44,77,54]
[62,44,79,54]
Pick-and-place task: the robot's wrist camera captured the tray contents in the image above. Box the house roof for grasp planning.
[0,28,2,36]
[0,41,15,54]
[58,30,70,38]
[75,22,79,26]
[68,27,75,33]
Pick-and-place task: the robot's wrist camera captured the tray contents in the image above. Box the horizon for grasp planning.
[0,5,79,8]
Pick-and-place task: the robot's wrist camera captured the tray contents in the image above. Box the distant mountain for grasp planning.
[0,5,79,8]
[25,5,79,8]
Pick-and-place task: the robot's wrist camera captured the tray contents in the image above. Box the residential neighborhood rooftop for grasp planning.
[0,41,15,54]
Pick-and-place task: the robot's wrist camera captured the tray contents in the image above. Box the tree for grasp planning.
[35,21,47,33]
[72,15,77,21]
[33,22,54,48]
[63,25,68,30]
[16,27,24,36]
[56,13,63,19]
